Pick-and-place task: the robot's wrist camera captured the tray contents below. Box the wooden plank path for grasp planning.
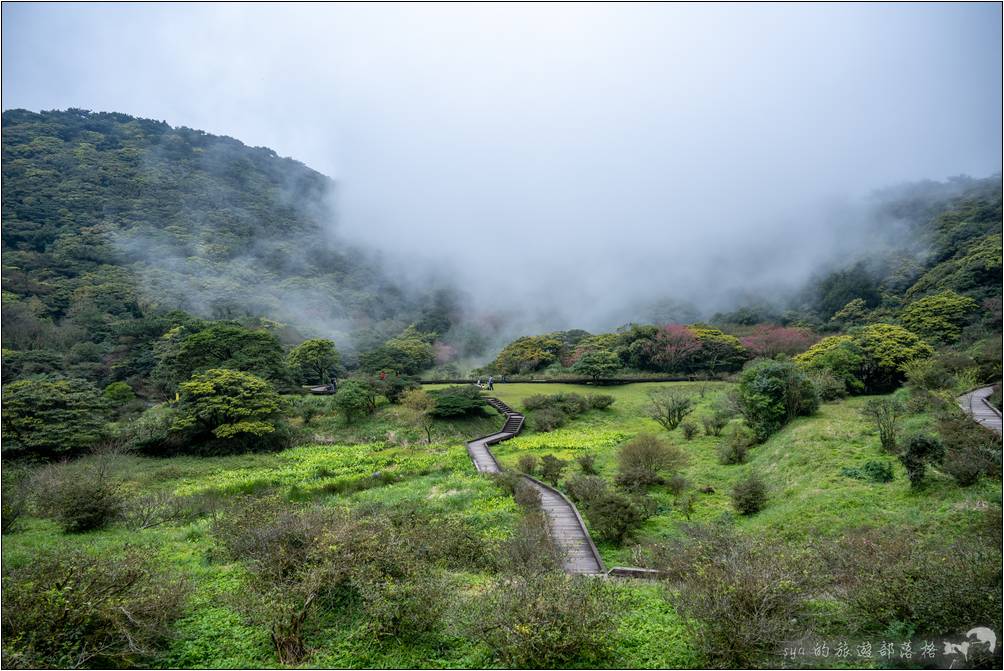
[958,386,1003,436]
[466,397,606,576]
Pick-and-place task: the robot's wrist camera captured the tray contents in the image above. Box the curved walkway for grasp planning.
[957,386,1003,436]
[467,397,606,576]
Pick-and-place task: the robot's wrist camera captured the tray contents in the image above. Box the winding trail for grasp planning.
[957,386,1003,436]
[467,397,606,575]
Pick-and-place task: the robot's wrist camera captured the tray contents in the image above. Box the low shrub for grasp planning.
[861,397,904,453]
[575,452,599,475]
[681,421,698,440]
[586,491,655,543]
[701,411,729,436]
[496,511,561,575]
[33,459,124,533]
[938,412,1002,486]
[468,571,617,667]
[533,408,567,432]
[1,548,189,668]
[717,424,755,465]
[565,474,608,506]
[539,454,568,486]
[1,465,32,534]
[587,394,615,410]
[667,474,689,496]
[840,460,894,483]
[648,523,814,667]
[516,454,539,476]
[807,369,847,401]
[647,389,694,431]
[615,433,687,490]
[513,480,542,510]
[731,474,767,515]
[428,385,487,418]
[898,433,944,488]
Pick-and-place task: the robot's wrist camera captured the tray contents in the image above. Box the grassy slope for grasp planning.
[464,383,1000,566]
[5,382,996,667]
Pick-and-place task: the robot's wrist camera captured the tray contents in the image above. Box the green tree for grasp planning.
[493,334,565,375]
[900,290,979,344]
[854,323,934,393]
[172,369,286,446]
[737,358,819,442]
[155,322,288,387]
[899,434,945,488]
[571,349,621,380]
[1,377,109,457]
[401,388,436,444]
[333,379,376,424]
[690,327,749,374]
[286,338,341,384]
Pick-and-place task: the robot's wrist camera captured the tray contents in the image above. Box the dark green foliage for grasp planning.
[587,393,615,409]
[493,334,566,375]
[731,474,767,515]
[359,329,436,376]
[516,454,538,476]
[840,460,894,483]
[496,511,562,575]
[154,322,288,389]
[736,358,818,441]
[1,376,110,458]
[332,379,377,424]
[615,433,687,489]
[937,412,1002,486]
[539,454,568,486]
[647,388,694,431]
[467,572,617,667]
[532,408,566,432]
[102,380,135,404]
[427,384,486,418]
[585,491,654,543]
[575,452,599,475]
[524,392,594,432]
[809,261,882,320]
[370,369,419,404]
[649,523,813,667]
[806,368,847,400]
[286,338,340,384]
[1,548,189,669]
[861,397,904,452]
[571,349,621,380]
[898,434,945,488]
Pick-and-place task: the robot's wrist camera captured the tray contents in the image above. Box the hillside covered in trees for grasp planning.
[1,109,463,398]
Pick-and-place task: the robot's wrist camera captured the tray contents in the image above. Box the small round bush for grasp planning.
[533,408,566,432]
[717,425,755,465]
[576,452,599,475]
[517,454,539,476]
[681,421,698,440]
[565,474,608,506]
[731,474,767,515]
[667,474,689,496]
[587,394,615,410]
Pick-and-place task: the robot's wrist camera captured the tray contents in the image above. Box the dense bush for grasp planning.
[737,358,818,442]
[585,491,655,543]
[701,410,730,436]
[854,323,935,393]
[615,433,687,489]
[468,572,617,667]
[938,412,1002,486]
[825,527,1002,640]
[524,393,594,432]
[681,420,698,440]
[731,474,767,515]
[794,335,866,395]
[539,454,568,486]
[513,479,543,509]
[738,324,819,358]
[428,385,486,418]
[587,394,615,409]
[649,523,813,667]
[667,474,689,496]
[717,425,754,465]
[170,368,291,453]
[1,465,32,534]
[1,548,189,668]
[571,349,621,380]
[496,511,561,575]
[333,379,377,423]
[806,368,847,400]
[370,369,420,404]
[565,474,608,506]
[154,321,289,388]
[898,434,944,488]
[533,407,567,432]
[1,376,110,458]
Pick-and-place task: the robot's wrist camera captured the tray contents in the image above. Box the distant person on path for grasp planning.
[487,375,494,390]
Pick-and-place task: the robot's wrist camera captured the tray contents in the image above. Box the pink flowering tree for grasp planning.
[739,325,818,358]
[645,324,702,373]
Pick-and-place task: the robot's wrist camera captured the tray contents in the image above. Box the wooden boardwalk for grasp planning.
[958,386,1003,436]
[466,397,606,575]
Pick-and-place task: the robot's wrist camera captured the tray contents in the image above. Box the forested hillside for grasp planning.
[2,109,437,395]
